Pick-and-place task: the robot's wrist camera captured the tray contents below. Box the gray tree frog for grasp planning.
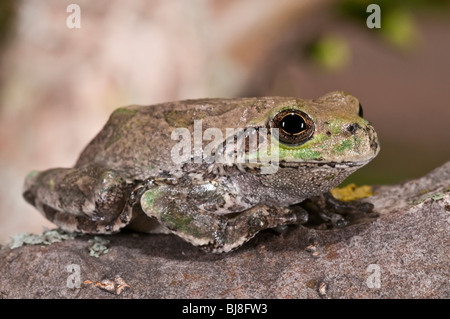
[23,91,379,253]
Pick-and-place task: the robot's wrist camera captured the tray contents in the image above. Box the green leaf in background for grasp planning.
[307,34,351,71]
[381,9,419,49]
[337,0,449,51]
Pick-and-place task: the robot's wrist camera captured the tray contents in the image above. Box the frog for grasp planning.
[23,91,380,253]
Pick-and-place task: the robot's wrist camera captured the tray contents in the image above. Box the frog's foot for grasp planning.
[300,192,378,229]
[140,188,308,253]
[23,165,133,234]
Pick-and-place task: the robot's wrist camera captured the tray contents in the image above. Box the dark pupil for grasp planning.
[281,114,306,135]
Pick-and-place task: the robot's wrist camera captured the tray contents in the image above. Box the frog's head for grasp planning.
[251,91,380,169]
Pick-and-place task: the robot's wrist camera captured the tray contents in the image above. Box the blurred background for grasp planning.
[0,0,449,244]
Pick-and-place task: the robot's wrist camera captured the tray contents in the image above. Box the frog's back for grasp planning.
[75,97,293,180]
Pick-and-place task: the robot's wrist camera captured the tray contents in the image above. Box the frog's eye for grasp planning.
[358,103,364,118]
[271,109,314,145]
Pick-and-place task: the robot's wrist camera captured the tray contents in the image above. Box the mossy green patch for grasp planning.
[141,188,159,209]
[274,132,329,161]
[160,211,198,237]
[112,107,137,117]
[336,139,353,153]
[142,189,203,238]
[164,110,195,127]
[278,147,322,161]
[326,118,350,134]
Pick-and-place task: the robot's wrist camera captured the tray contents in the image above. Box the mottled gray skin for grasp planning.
[23,91,379,252]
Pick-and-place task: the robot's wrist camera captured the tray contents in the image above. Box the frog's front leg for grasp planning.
[301,192,377,228]
[140,184,308,253]
[23,164,133,234]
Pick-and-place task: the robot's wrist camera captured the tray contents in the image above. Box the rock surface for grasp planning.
[1,161,449,299]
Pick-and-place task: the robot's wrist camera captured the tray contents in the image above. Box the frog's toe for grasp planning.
[289,205,309,224]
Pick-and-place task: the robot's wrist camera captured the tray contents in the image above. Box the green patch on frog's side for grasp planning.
[279,147,322,161]
[142,189,202,238]
[331,183,373,201]
[8,228,80,249]
[141,188,159,208]
[273,133,330,161]
[253,132,328,162]
[161,210,199,238]
[259,146,321,162]
[87,236,110,258]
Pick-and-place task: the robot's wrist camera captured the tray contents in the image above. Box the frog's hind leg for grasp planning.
[23,165,133,234]
[140,187,308,253]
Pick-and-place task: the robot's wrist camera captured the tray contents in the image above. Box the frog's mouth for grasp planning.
[278,159,371,169]
[232,159,370,174]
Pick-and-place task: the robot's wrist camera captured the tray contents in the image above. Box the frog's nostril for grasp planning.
[346,123,360,134]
